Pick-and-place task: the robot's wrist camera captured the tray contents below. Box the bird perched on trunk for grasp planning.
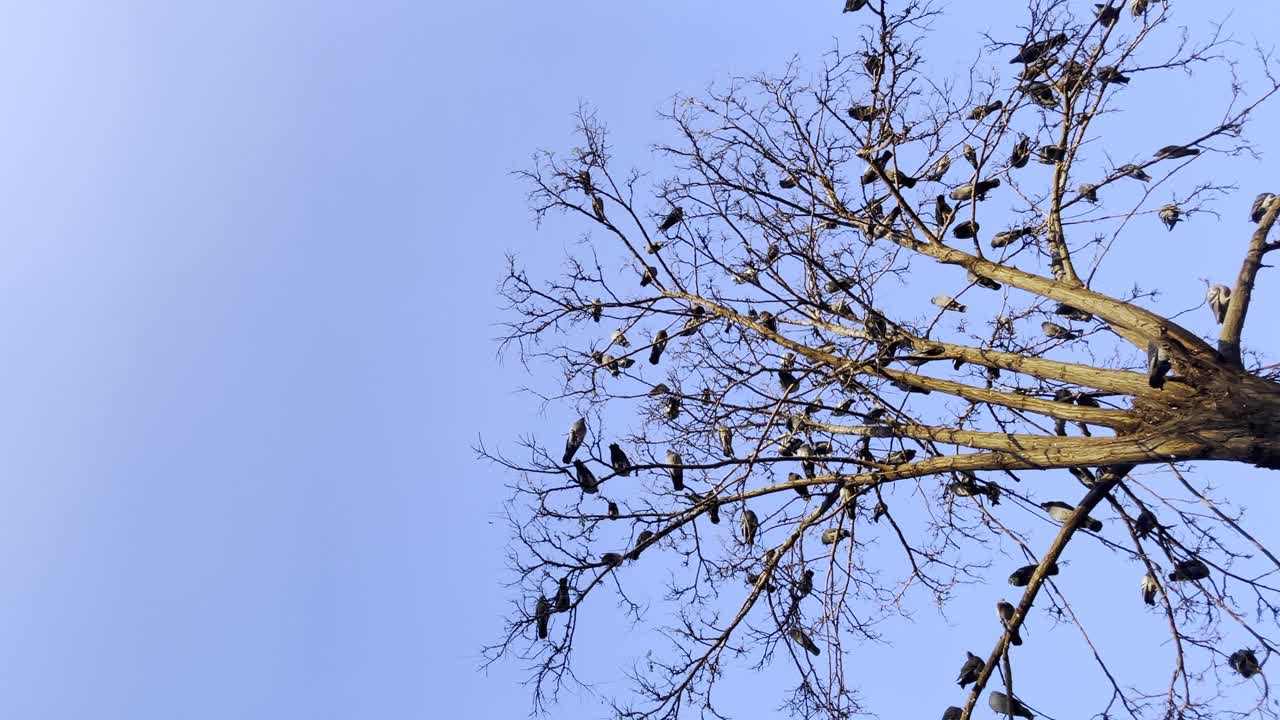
[657,206,683,232]
[1251,192,1276,222]
[648,329,668,365]
[1141,572,1159,605]
[952,220,979,240]
[535,595,551,640]
[883,449,916,465]
[1009,135,1032,169]
[563,417,587,464]
[932,295,966,312]
[1095,2,1120,26]
[1040,500,1103,531]
[627,530,655,561]
[1147,341,1171,389]
[666,450,684,491]
[1037,144,1066,164]
[1097,65,1130,84]
[609,443,632,476]
[1117,163,1151,181]
[989,691,1035,719]
[949,178,1001,201]
[962,143,979,169]
[1155,144,1200,159]
[795,568,814,598]
[740,508,759,546]
[1207,284,1231,324]
[997,600,1023,646]
[1042,321,1079,340]
[967,101,1003,122]
[573,460,599,494]
[1009,562,1059,586]
[956,651,984,687]
[1169,558,1210,582]
[716,424,734,458]
[934,195,954,227]
[790,627,821,656]
[843,0,869,12]
[967,270,1001,290]
[1055,303,1093,322]
[1230,649,1262,679]
[821,527,851,545]
[1010,32,1068,64]
[1159,204,1181,231]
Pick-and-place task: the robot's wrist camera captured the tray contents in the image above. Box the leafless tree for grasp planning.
[482,2,1280,718]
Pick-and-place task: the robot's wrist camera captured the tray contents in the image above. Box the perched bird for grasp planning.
[610,329,630,349]
[991,227,1032,248]
[1135,509,1159,539]
[949,178,1001,201]
[788,472,811,499]
[574,460,600,494]
[535,595,551,640]
[664,395,681,420]
[1168,558,1210,582]
[657,206,684,232]
[1023,81,1058,108]
[872,500,888,523]
[609,443,632,476]
[962,143,979,169]
[933,195,955,228]
[740,509,759,546]
[745,571,776,592]
[607,501,619,519]
[942,707,963,720]
[1055,303,1093,322]
[843,0,869,12]
[968,270,1001,290]
[1041,500,1103,531]
[716,424,735,458]
[648,383,670,397]
[885,167,917,189]
[821,527,851,545]
[1096,65,1130,84]
[1010,33,1069,65]
[1009,135,1032,169]
[825,276,856,293]
[790,627,821,656]
[627,529,655,561]
[1096,2,1120,26]
[666,450,684,491]
[600,552,623,567]
[997,600,1023,646]
[1008,562,1059,587]
[1042,321,1079,340]
[795,568,814,598]
[860,149,892,184]
[1078,183,1100,203]
[1147,341,1171,389]
[1159,204,1182,231]
[864,54,884,81]
[1155,144,1200,159]
[1141,572,1159,605]
[1207,284,1231,324]
[563,417,587,464]
[1037,144,1066,164]
[1130,0,1149,16]
[639,265,659,287]
[1118,163,1152,182]
[932,295,966,312]
[647,329,669,365]
[644,240,664,254]
[1229,649,1262,679]
[952,220,979,240]
[1251,192,1277,222]
[956,651,984,687]
[892,379,931,395]
[778,173,798,189]
[988,691,1035,719]
[589,298,602,323]
[883,449,916,465]
[967,101,1003,122]
[591,194,606,222]
[832,398,854,416]
[924,154,952,181]
[555,576,572,612]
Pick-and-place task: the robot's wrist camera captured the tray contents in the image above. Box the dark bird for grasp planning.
[1009,135,1031,169]
[657,206,684,232]
[997,600,1023,646]
[795,568,814,598]
[860,150,893,185]
[1135,509,1159,539]
[1055,303,1093,322]
[949,178,1001,201]
[1096,65,1130,84]
[885,167,917,188]
[923,154,951,181]
[1147,341,1171,389]
[627,530,655,561]
[1141,572,1159,605]
[574,460,599,494]
[832,398,854,416]
[1078,183,1100,203]
[607,501,619,518]
[1159,203,1181,231]
[892,379,931,395]
[778,354,802,393]
[1155,144,1200,159]
[864,54,883,80]
[952,220,979,240]
[1207,285,1231,325]
[535,596,551,639]
[788,472,811,499]
[790,627,821,656]
[872,500,888,523]
[988,691,1035,719]
[933,195,954,227]
[1040,500,1103,531]
[648,383,670,397]
[1168,558,1210,582]
[778,173,798,189]
[648,329,669,365]
[1009,562,1059,587]
[589,298,602,323]
[848,104,878,122]
[1037,144,1066,164]
[555,576,571,612]
[932,295,966,312]
[1096,2,1120,26]
[1042,321,1079,340]
[639,265,658,287]
[843,0,869,12]
[591,194,606,222]
[664,395,681,420]
[968,270,1001,290]
[991,227,1032,248]
[942,707,963,720]
[600,552,623,567]
[563,417,587,464]
[1251,192,1276,222]
[1230,649,1262,679]
[666,450,684,491]
[956,651,984,687]
[608,443,633,477]
[745,571,775,592]
[740,508,759,546]
[1010,33,1069,65]
[968,101,1003,122]
[1021,81,1058,108]
[962,143,979,169]
[883,449,916,465]
[821,527,851,545]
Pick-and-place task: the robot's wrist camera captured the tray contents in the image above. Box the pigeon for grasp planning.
[956,651,984,687]
[949,178,1001,201]
[1010,33,1069,65]
[1037,144,1066,164]
[1097,65,1130,84]
[843,0,869,12]
[932,295,967,312]
[1118,164,1151,182]
[563,417,587,464]
[1141,572,1159,605]
[1130,0,1149,16]
[883,449,916,465]
[1134,509,1159,539]
[554,577,572,611]
[990,227,1032,248]
[627,530,655,561]
[1040,500,1103,531]
[924,155,952,182]
[860,150,892,184]
[574,460,600,494]
[589,298,602,323]
[790,627,821,656]
[872,500,888,522]
[1042,321,1079,340]
[740,509,759,545]
[657,206,684,232]
[600,552,623,567]
[787,472,811,499]
[1251,192,1276,222]
[591,194,606,222]
[988,691,1034,719]
[942,707,963,720]
[640,265,659,287]
[934,195,954,227]
[885,167,917,189]
[607,501,619,518]
[1168,558,1210,582]
[1096,2,1120,26]
[609,443,632,476]
[968,101,1004,122]
[968,270,1001,290]
[644,240,664,254]
[997,600,1023,646]
[717,424,735,458]
[610,329,630,348]
[821,527,851,545]
[1008,562,1059,586]
[962,143,979,169]
[778,173,798,189]
[648,383,670,397]
[795,568,814,598]
[1078,183,1100,203]
[952,220,979,240]
[864,53,884,80]
[666,450,684,491]
[745,571,776,592]
[648,329,669,365]
[1207,284,1231,324]
[664,395,681,420]
[1229,649,1262,679]
[1155,145,1200,159]
[1159,204,1181,231]
[892,379,931,395]
[1055,303,1093,322]
[535,596,551,639]
[1147,341,1171,389]
[1009,135,1032,169]
[825,277,856,293]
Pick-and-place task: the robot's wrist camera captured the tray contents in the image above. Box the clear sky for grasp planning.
[0,1,1278,719]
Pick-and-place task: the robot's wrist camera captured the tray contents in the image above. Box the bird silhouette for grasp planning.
[932,295,966,312]
[740,509,759,545]
[1168,558,1210,582]
[1095,2,1120,26]
[1155,144,1200,159]
[952,221,979,240]
[555,577,571,612]
[609,443,632,476]
[1141,572,1159,605]
[1010,33,1068,64]
[574,460,599,494]
[1009,135,1031,169]
[821,527,851,545]
[1229,649,1261,679]
[1042,321,1079,340]
[535,596,551,640]
[997,600,1023,646]
[1008,562,1059,587]
[1251,192,1276,222]
[1159,204,1181,231]
[988,691,1035,719]
[657,206,684,232]
[790,627,821,656]
[563,418,587,464]
[956,651,984,687]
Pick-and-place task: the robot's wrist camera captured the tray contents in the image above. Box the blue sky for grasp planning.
[1,1,1278,718]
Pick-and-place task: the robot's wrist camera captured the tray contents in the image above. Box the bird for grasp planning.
[1155,145,1200,159]
[740,509,759,546]
[949,178,1001,201]
[610,329,630,348]
[1147,341,1171,389]
[885,168,917,188]
[821,527,851,545]
[1096,2,1120,26]
[1010,33,1069,65]
[745,571,776,592]
[990,227,1031,248]
[1159,204,1181,231]
[648,383,670,397]
[932,295,966,312]
[933,195,955,228]
[535,595,551,639]
[956,651,984,687]
[1040,500,1103,531]
[1055,303,1093,322]
[574,460,600,494]
[1118,163,1151,181]
[757,310,778,333]
[609,443,632,476]
[883,449,916,465]
[555,577,571,611]
[607,501,619,518]
[968,270,1001,290]
[1251,192,1276,222]
[843,0,869,12]
[1207,284,1231,324]
[1042,321,1079,340]
[1130,0,1149,16]
[1078,183,1100,203]
[942,707,963,720]
[640,265,658,287]
[627,529,655,561]
[997,600,1023,646]
[1009,135,1032,169]
[795,568,814,598]
[924,154,951,181]
[962,143,979,169]
[832,398,854,416]
[1008,562,1059,587]
[1096,65,1130,84]
[1141,572,1159,605]
[872,500,888,523]
[600,552,624,567]
[717,424,735,458]
[1037,144,1066,163]
[1229,649,1262,679]
[790,627,821,656]
[988,691,1035,719]
[1168,558,1210,582]
[860,149,892,184]
[864,54,884,80]
[666,450,684,491]
[664,395,681,420]
[778,173,798,189]
[648,329,669,365]
[657,206,684,232]
[589,298,602,323]
[892,379,931,395]
[952,221,979,240]
[591,194,606,222]
[1134,509,1159,539]
[787,472,811,499]
[968,101,1003,122]
[563,418,587,464]
[644,240,664,254]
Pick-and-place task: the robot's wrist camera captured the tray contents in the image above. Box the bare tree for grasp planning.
[483,2,1280,718]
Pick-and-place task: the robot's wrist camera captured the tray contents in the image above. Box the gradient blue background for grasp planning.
[1,2,1277,718]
